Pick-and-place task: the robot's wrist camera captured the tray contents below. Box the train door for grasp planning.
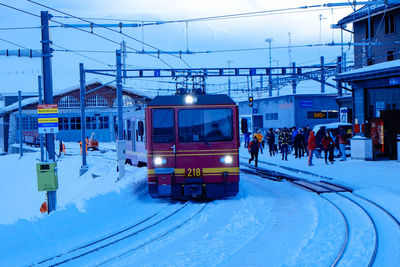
[151,108,175,196]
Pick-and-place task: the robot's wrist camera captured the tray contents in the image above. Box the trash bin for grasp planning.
[36,162,58,191]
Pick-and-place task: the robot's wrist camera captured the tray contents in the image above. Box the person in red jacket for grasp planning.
[308,130,317,166]
[321,131,335,164]
[248,136,260,167]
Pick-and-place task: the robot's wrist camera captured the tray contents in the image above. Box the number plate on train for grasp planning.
[185,168,202,177]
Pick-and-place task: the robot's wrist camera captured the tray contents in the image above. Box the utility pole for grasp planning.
[38,76,44,162]
[288,32,292,66]
[79,63,88,176]
[227,60,233,97]
[321,56,325,93]
[116,50,125,179]
[18,90,23,158]
[292,62,297,95]
[41,11,56,213]
[266,38,273,97]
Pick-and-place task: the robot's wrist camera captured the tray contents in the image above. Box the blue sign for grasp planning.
[389,77,400,85]
[299,99,313,108]
[252,108,258,114]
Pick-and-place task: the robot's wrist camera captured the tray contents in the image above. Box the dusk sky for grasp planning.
[0,0,356,96]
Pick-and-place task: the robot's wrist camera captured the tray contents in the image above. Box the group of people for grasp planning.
[246,126,349,167]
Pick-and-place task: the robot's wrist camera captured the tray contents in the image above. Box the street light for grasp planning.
[265,38,273,69]
[265,38,273,97]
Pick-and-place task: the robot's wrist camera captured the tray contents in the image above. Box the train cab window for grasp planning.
[152,109,174,143]
[178,109,233,142]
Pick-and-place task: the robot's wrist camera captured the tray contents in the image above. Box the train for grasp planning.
[124,93,240,200]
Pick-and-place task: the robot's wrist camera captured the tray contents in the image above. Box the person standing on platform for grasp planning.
[279,130,290,161]
[308,130,317,166]
[266,128,275,156]
[254,130,264,154]
[248,136,260,167]
[244,131,250,148]
[321,131,335,164]
[339,129,347,161]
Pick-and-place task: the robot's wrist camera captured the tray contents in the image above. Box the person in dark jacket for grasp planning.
[293,129,305,159]
[279,131,290,161]
[266,128,275,156]
[315,126,325,158]
[321,131,335,164]
[308,130,317,166]
[248,136,260,167]
[301,127,310,157]
[339,128,347,161]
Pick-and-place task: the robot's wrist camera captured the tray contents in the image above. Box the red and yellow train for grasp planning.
[125,93,240,200]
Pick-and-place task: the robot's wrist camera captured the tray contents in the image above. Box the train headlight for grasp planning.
[185,95,197,104]
[220,155,233,164]
[154,157,166,166]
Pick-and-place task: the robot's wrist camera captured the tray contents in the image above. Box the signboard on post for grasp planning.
[37,104,59,134]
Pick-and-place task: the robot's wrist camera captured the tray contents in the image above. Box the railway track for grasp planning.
[32,201,207,266]
[240,163,400,266]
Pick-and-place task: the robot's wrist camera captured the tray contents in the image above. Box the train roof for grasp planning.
[147,94,236,106]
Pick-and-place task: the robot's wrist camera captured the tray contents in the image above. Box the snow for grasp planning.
[0,142,400,266]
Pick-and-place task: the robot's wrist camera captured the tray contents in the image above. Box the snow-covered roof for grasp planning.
[337,59,400,81]
[0,80,151,115]
[338,3,400,26]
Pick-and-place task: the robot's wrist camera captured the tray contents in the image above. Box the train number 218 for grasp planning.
[186,168,201,177]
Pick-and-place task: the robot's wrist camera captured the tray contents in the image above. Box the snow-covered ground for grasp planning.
[0,142,399,266]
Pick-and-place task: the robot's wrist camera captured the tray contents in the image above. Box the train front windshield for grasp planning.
[178,109,233,142]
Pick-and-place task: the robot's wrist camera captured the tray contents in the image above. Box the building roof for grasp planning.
[337,59,400,81]
[0,80,150,115]
[338,3,400,26]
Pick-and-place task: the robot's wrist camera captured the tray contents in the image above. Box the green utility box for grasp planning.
[36,162,58,191]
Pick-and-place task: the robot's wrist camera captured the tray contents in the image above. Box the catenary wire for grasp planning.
[0,2,175,69]
[52,43,113,67]
[26,0,192,69]
[0,37,42,56]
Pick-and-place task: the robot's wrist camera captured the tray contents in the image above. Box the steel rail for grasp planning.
[40,202,189,266]
[95,202,208,266]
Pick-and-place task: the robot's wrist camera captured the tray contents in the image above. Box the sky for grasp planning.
[0,0,357,97]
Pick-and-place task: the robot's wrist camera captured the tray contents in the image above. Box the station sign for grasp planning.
[37,104,59,134]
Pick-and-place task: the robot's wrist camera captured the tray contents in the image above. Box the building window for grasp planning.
[98,116,109,129]
[70,117,81,130]
[365,20,375,39]
[265,113,278,120]
[113,95,135,107]
[387,50,394,61]
[58,96,80,108]
[385,14,395,35]
[86,116,97,129]
[30,117,38,130]
[86,95,108,107]
[58,117,69,130]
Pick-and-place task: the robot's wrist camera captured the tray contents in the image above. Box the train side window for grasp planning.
[153,109,174,143]
[138,120,144,142]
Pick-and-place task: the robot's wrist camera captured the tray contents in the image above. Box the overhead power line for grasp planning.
[26,0,192,69]
[52,43,113,67]
[0,2,175,69]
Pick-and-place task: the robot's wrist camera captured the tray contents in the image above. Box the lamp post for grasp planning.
[265,38,273,69]
[265,38,273,96]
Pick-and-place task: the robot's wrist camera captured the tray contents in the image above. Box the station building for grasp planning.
[336,3,400,160]
[238,94,340,133]
[0,80,148,153]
